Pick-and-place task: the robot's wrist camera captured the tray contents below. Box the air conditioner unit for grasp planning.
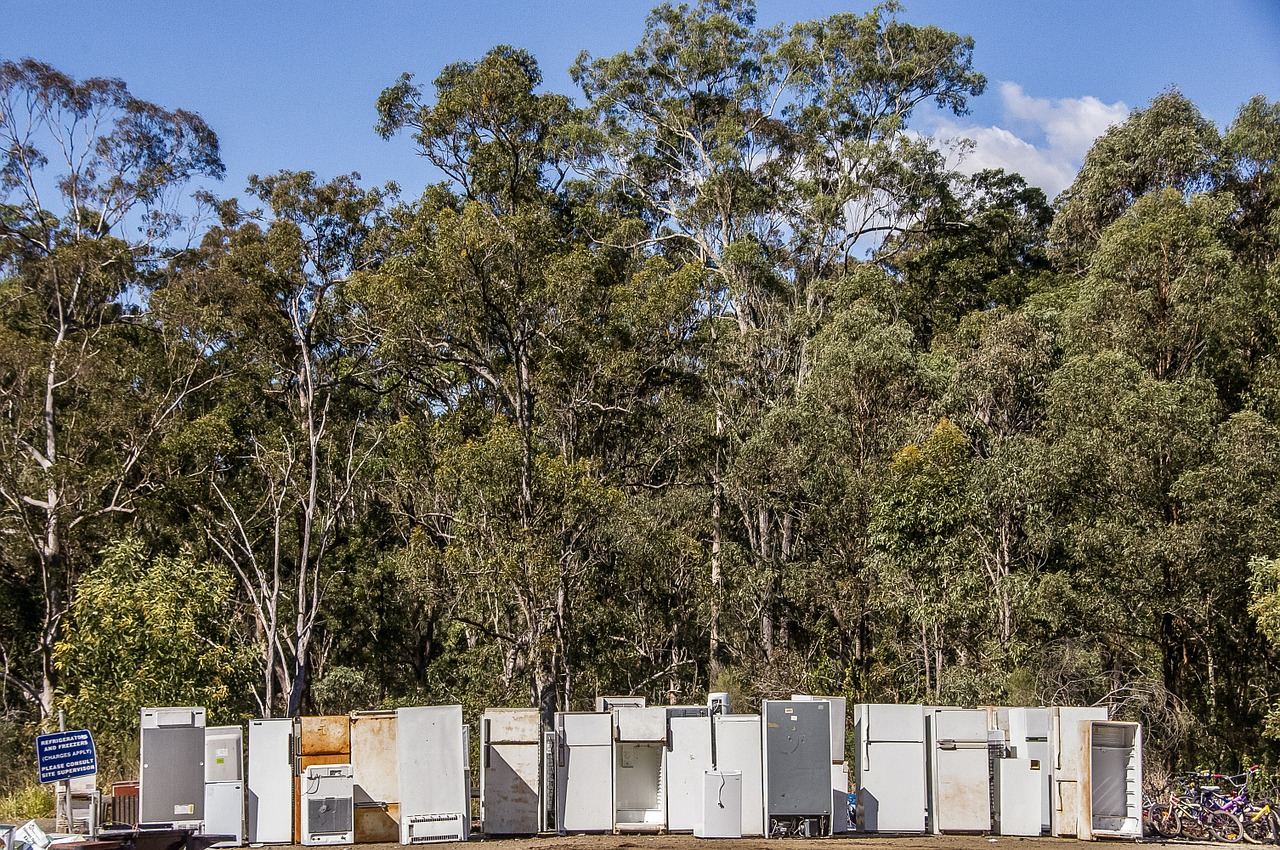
[402,813,468,844]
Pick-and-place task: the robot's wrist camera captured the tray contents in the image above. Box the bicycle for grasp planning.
[1149,773,1245,843]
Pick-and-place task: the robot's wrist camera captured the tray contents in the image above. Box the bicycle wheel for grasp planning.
[1182,809,1212,841]
[1149,804,1182,839]
[1243,809,1274,844]
[1210,810,1246,843]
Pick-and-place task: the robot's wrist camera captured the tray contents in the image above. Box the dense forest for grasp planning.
[2,0,1280,787]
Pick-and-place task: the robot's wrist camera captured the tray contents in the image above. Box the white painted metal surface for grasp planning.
[205,726,243,783]
[995,759,1042,836]
[247,718,292,844]
[853,703,927,833]
[1051,706,1108,837]
[712,715,764,837]
[397,706,469,844]
[667,716,712,832]
[1079,721,1143,840]
[480,708,541,836]
[695,772,742,839]
[927,708,991,833]
[831,763,849,834]
[301,764,353,846]
[555,713,613,834]
[1008,707,1052,833]
[205,781,244,847]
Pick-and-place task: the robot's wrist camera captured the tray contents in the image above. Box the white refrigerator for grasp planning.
[712,714,764,837]
[1078,720,1142,840]
[1008,707,1052,833]
[204,725,244,847]
[926,708,991,833]
[666,715,711,832]
[397,705,470,844]
[554,712,613,834]
[350,710,399,844]
[853,703,927,833]
[247,718,292,844]
[480,708,542,836]
[1050,706,1108,838]
[612,707,668,832]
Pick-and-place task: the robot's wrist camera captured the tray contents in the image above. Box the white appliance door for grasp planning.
[667,716,711,832]
[247,719,292,844]
[205,781,245,847]
[860,740,926,833]
[1051,707,1107,837]
[865,703,925,743]
[482,740,540,835]
[398,706,467,817]
[713,715,764,837]
[558,743,613,832]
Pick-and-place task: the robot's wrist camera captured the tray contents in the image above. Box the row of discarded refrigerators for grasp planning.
[132,696,1142,845]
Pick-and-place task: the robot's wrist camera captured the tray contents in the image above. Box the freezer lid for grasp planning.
[557,711,613,745]
[859,703,925,743]
[614,706,667,741]
[482,708,541,743]
[931,708,989,742]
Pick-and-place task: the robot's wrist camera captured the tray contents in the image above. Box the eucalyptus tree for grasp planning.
[0,59,223,718]
[571,0,985,673]
[179,172,388,716]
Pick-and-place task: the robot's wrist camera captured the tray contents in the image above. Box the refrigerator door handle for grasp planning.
[483,720,491,769]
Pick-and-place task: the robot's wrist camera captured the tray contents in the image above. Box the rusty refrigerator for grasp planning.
[479,708,542,836]
[350,710,399,843]
[926,708,991,833]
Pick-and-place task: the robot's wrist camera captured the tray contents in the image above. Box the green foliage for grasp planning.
[54,537,256,767]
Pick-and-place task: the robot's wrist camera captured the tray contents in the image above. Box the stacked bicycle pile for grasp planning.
[1148,766,1280,843]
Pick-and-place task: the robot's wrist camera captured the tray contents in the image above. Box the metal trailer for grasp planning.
[994,758,1043,836]
[397,706,470,844]
[666,714,712,833]
[554,712,613,834]
[762,700,832,838]
[1007,708,1053,834]
[350,710,399,843]
[1050,706,1109,837]
[927,708,992,833]
[300,764,354,846]
[247,719,293,844]
[292,717,351,845]
[713,714,764,837]
[204,725,244,847]
[612,707,668,832]
[853,703,927,833]
[1078,721,1143,840]
[140,707,206,826]
[479,708,542,836]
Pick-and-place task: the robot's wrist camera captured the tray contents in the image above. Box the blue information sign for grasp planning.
[35,729,97,783]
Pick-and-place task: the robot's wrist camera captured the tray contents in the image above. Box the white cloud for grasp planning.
[929,83,1130,199]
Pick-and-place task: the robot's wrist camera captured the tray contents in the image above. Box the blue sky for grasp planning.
[3,1,1279,203]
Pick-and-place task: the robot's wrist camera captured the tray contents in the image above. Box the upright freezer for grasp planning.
[612,707,668,832]
[397,705,469,844]
[762,700,831,837]
[926,708,991,833]
[853,703,927,833]
[1008,707,1052,833]
[666,715,712,832]
[1051,706,1108,838]
[713,714,764,837]
[140,706,206,825]
[480,708,542,836]
[554,712,613,834]
[247,718,293,844]
[350,710,399,843]
[1078,721,1142,840]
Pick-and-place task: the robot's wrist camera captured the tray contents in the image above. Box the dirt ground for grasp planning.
[262,836,1208,850]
